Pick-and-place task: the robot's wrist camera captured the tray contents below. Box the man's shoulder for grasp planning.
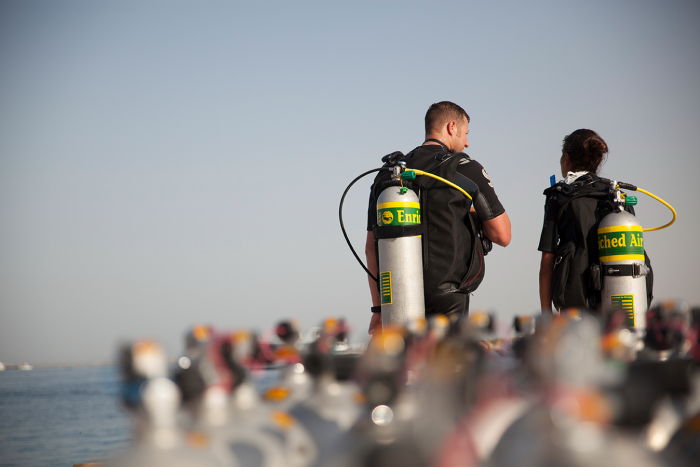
[452,152,481,164]
[455,154,486,174]
[421,149,473,168]
[454,155,499,192]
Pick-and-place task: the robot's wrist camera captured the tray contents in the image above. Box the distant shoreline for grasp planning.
[0,361,116,370]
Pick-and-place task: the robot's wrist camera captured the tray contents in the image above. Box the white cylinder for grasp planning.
[598,210,647,331]
[376,186,425,326]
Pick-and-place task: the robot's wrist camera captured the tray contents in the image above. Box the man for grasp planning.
[366,101,511,334]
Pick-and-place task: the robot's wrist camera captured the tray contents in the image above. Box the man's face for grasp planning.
[452,117,470,151]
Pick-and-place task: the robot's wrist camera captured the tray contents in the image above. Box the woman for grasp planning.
[538,129,609,313]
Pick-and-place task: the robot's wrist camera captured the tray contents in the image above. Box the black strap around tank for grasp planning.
[603,263,647,277]
[373,224,424,239]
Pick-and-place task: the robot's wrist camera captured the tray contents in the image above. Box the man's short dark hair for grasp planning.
[425,101,470,134]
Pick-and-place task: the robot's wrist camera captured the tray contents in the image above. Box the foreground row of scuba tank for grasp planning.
[106,302,700,467]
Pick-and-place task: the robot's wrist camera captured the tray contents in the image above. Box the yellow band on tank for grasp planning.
[600,254,645,262]
[378,201,421,209]
[598,225,643,234]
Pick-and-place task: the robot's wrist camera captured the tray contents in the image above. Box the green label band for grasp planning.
[611,294,635,327]
[377,207,421,226]
[598,231,644,260]
[380,271,392,305]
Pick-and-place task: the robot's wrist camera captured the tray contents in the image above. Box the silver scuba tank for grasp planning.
[376,177,425,326]
[598,185,648,332]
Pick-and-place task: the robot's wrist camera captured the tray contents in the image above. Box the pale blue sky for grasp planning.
[2,0,699,365]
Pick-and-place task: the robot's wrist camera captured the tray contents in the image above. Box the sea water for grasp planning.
[0,364,282,467]
[0,365,130,467]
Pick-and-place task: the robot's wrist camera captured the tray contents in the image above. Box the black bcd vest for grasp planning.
[372,146,488,297]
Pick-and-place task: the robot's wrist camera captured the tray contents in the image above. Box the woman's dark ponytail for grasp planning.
[563,129,608,173]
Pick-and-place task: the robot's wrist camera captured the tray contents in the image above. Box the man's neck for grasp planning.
[423,137,450,150]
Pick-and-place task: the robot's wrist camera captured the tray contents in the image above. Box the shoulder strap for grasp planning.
[545,178,611,221]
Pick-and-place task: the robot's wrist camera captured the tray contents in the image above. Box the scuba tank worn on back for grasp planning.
[369,146,489,306]
[543,173,653,311]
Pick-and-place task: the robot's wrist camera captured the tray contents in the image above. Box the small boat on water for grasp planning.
[18,362,33,371]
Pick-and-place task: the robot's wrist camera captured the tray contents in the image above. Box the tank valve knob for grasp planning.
[625,196,638,206]
[399,187,408,194]
[401,170,417,181]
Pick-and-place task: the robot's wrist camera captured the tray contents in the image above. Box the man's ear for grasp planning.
[446,120,456,135]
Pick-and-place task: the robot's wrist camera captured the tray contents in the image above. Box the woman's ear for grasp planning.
[560,152,570,176]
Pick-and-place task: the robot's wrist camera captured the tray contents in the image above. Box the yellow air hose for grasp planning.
[404,172,676,232]
[405,169,473,201]
[406,172,675,231]
[634,187,677,232]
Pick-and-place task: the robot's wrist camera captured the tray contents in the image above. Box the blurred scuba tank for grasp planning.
[598,193,649,331]
[108,340,229,467]
[376,182,425,326]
